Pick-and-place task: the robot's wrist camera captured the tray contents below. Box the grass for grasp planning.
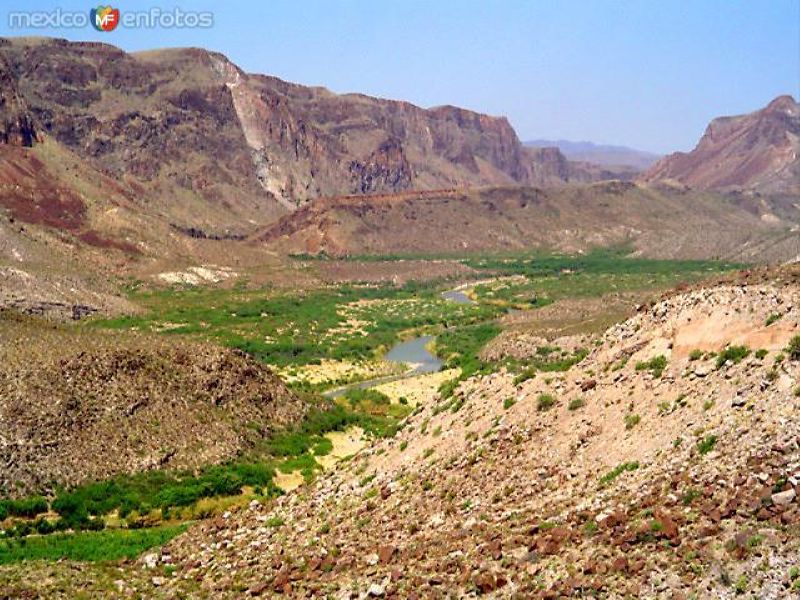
[599,462,639,487]
[0,525,186,564]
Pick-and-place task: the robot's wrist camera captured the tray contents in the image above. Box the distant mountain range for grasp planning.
[525,139,662,170]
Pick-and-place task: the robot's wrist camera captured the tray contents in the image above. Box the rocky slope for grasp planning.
[642,95,800,193]
[255,183,800,261]
[0,315,305,496]
[131,270,800,598]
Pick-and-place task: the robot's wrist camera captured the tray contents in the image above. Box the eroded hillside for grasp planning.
[133,272,800,598]
[0,315,305,496]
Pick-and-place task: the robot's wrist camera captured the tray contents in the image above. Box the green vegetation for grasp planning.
[599,462,639,487]
[95,281,502,379]
[697,435,718,455]
[503,397,516,410]
[689,349,704,361]
[0,496,48,520]
[0,525,186,564]
[716,345,750,369]
[635,355,667,378]
[766,313,782,326]
[624,413,641,430]
[755,348,768,360]
[568,397,586,411]
[786,336,800,360]
[537,393,556,411]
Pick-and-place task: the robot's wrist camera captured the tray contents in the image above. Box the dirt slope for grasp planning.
[144,273,800,598]
[256,183,800,261]
[0,316,305,496]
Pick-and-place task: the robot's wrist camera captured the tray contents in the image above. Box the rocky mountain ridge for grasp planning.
[642,95,800,193]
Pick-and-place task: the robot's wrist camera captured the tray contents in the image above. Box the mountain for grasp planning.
[255,183,800,261]
[526,139,662,170]
[0,36,591,232]
[641,95,800,193]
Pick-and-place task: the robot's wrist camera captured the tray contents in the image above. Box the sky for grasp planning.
[1,0,798,153]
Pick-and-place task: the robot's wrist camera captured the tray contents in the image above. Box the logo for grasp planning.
[90,6,119,31]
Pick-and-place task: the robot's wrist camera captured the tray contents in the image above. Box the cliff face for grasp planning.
[0,37,569,224]
[642,95,800,193]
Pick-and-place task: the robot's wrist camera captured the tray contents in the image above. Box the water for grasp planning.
[385,334,442,374]
[441,289,475,305]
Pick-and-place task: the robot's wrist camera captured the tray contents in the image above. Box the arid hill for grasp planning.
[102,269,800,598]
[642,95,800,193]
[256,183,800,261]
[0,315,306,496]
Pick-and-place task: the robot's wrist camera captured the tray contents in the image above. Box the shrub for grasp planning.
[503,397,516,410]
[766,313,782,326]
[715,345,750,369]
[599,462,639,487]
[755,349,768,360]
[624,414,641,430]
[689,349,703,361]
[536,394,556,411]
[697,435,717,455]
[568,397,585,411]
[786,336,800,360]
[513,369,536,386]
[635,355,667,378]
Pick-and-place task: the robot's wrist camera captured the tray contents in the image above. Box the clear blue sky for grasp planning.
[1,0,798,153]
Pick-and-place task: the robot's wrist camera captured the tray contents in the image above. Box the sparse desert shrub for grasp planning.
[503,397,516,410]
[513,369,536,386]
[689,349,703,361]
[755,348,768,360]
[536,394,555,411]
[716,345,750,369]
[568,397,585,411]
[635,355,667,378]
[624,414,641,430]
[697,434,717,455]
[786,336,800,360]
[766,313,782,326]
[599,462,639,487]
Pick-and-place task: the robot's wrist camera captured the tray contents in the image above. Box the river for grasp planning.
[323,285,475,398]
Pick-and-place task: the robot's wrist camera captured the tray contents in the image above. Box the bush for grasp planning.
[697,435,717,455]
[599,462,639,487]
[503,397,516,410]
[715,345,750,369]
[0,497,48,519]
[766,313,782,326]
[536,394,556,411]
[786,336,800,360]
[755,349,768,360]
[635,355,667,378]
[624,414,641,430]
[568,397,586,411]
[689,349,703,361]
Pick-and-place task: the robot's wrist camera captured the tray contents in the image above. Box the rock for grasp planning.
[365,553,379,566]
[694,365,711,377]
[367,583,385,597]
[377,545,397,564]
[772,488,796,506]
[142,553,159,569]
